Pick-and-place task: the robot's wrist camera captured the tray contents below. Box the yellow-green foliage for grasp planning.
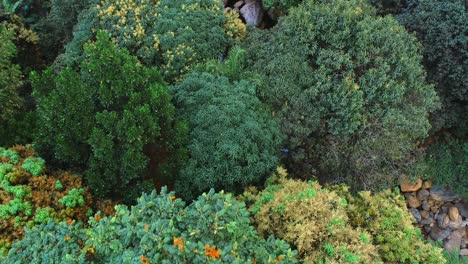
[244,168,380,263]
[64,0,235,83]
[345,189,446,263]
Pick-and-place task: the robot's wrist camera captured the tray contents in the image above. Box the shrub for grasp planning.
[345,189,446,263]
[59,0,235,83]
[0,145,94,254]
[3,220,88,263]
[243,0,439,190]
[173,71,282,199]
[34,31,185,203]
[263,0,302,11]
[397,0,468,133]
[419,136,468,198]
[244,167,446,263]
[5,188,298,263]
[243,167,381,263]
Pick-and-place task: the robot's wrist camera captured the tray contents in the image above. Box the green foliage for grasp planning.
[5,188,298,263]
[263,0,302,11]
[245,167,446,263]
[173,72,282,199]
[244,0,439,190]
[2,220,88,263]
[397,0,468,133]
[244,167,380,263]
[32,0,92,63]
[0,147,20,164]
[420,137,468,198]
[55,180,63,191]
[1,0,24,14]
[0,25,23,125]
[59,0,233,83]
[346,189,446,263]
[59,188,85,208]
[33,207,53,224]
[21,157,45,176]
[34,31,185,203]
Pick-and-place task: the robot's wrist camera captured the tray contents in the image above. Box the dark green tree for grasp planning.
[33,31,185,203]
[397,0,467,134]
[243,0,439,190]
[0,25,22,124]
[173,72,282,199]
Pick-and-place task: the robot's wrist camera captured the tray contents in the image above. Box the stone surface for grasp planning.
[407,195,421,208]
[455,201,468,218]
[444,230,463,252]
[420,218,433,225]
[461,249,468,256]
[240,1,263,26]
[422,181,432,189]
[421,210,430,219]
[449,207,460,221]
[430,226,451,241]
[416,189,430,201]
[422,200,430,211]
[429,185,459,202]
[234,1,244,9]
[409,208,422,222]
[400,178,423,192]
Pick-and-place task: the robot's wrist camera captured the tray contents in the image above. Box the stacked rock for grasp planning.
[401,179,468,256]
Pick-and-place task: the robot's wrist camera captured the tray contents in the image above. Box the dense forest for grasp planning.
[0,0,466,263]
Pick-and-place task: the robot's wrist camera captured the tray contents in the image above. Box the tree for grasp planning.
[243,0,439,190]
[0,25,22,124]
[173,72,282,199]
[33,31,185,203]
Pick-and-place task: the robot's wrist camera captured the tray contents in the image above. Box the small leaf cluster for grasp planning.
[59,188,85,208]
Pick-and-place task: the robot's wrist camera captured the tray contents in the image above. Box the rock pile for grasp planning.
[401,179,468,256]
[223,0,275,28]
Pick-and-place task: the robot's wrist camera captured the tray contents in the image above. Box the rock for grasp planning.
[407,195,421,208]
[431,206,439,213]
[437,213,450,229]
[240,1,263,26]
[461,249,468,256]
[234,1,244,9]
[430,226,451,241]
[422,200,430,211]
[417,189,430,201]
[225,7,232,11]
[424,225,432,233]
[409,208,422,222]
[420,218,433,225]
[449,207,460,221]
[422,181,432,189]
[400,178,423,192]
[444,230,463,252]
[455,201,468,218]
[430,185,459,202]
[421,210,430,219]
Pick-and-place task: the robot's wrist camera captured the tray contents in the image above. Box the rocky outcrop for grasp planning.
[401,180,468,256]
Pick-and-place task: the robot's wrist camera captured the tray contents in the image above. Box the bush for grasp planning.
[5,188,298,263]
[244,167,446,263]
[59,0,235,83]
[345,189,446,263]
[419,136,468,198]
[33,31,185,203]
[397,0,468,133]
[172,71,282,199]
[243,0,439,190]
[0,145,94,254]
[243,167,381,263]
[3,220,88,263]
